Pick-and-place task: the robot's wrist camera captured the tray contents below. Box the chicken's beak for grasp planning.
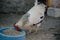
[14,23,21,31]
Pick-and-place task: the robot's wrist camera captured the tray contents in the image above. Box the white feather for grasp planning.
[15,0,46,33]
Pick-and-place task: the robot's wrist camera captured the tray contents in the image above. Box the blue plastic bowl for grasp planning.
[0,27,26,40]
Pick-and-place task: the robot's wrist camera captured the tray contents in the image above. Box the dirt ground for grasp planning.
[0,14,60,40]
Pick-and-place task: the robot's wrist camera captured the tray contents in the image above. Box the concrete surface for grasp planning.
[0,14,60,40]
[0,0,34,13]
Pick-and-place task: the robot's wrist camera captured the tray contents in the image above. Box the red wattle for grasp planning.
[14,23,21,31]
[15,26,21,31]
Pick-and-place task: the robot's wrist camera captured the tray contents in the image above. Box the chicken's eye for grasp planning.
[40,16,43,19]
[33,24,36,26]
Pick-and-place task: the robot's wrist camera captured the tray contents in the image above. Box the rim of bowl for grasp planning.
[0,27,26,37]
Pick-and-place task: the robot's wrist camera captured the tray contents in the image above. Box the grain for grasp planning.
[2,29,22,36]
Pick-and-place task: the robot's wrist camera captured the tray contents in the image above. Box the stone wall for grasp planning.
[0,0,34,13]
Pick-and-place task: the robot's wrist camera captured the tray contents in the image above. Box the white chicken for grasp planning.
[14,0,46,33]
